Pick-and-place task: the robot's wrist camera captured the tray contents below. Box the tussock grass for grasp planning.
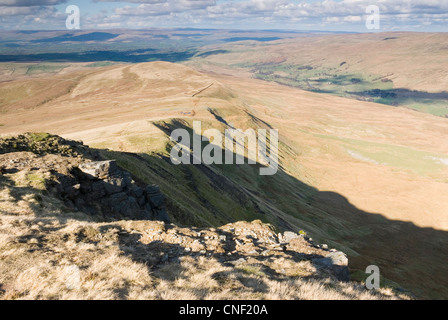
[0,211,409,300]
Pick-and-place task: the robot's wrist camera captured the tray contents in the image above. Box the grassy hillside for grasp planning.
[1,61,448,299]
[186,32,448,117]
[0,133,410,300]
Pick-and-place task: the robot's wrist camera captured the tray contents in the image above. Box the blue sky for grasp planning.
[1,0,447,32]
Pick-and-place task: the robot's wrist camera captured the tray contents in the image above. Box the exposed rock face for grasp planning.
[0,133,169,223]
[78,160,118,179]
[52,160,169,222]
[0,132,98,158]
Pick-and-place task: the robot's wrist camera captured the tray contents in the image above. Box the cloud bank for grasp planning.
[0,0,447,31]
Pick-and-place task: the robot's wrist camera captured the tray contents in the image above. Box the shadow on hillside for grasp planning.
[1,131,448,299]
[149,119,448,299]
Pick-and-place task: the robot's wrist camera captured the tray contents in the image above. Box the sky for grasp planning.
[0,0,447,32]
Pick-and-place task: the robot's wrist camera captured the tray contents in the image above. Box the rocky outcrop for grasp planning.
[0,133,170,223]
[116,220,351,283]
[0,132,98,158]
[52,160,169,222]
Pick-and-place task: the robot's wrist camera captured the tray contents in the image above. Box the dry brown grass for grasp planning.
[0,201,409,300]
[1,60,444,298]
[0,157,406,300]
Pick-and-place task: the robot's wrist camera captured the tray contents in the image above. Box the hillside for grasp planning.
[0,133,407,300]
[187,32,448,117]
[0,61,448,299]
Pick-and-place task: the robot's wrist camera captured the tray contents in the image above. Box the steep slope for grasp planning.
[0,61,448,298]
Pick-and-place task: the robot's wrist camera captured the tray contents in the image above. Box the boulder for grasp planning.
[79,160,119,180]
[312,251,350,282]
[283,231,299,243]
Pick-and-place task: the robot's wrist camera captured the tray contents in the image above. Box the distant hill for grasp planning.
[187,32,448,117]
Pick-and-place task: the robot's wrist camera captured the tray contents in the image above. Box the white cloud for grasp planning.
[0,0,66,6]
[1,0,448,30]
[104,0,448,20]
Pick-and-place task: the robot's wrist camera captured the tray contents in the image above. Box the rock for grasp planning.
[327,251,348,266]
[131,186,144,198]
[160,254,169,263]
[78,160,117,179]
[153,206,169,223]
[283,231,299,243]
[137,195,146,207]
[145,185,164,207]
[312,251,350,282]
[89,181,107,199]
[64,184,81,200]
[277,233,284,243]
[143,184,169,223]
[102,177,126,195]
[233,258,246,265]
[44,157,170,223]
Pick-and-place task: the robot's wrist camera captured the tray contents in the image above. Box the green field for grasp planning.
[233,62,448,117]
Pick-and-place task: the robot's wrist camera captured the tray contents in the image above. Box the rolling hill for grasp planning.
[1,59,448,299]
[186,32,448,117]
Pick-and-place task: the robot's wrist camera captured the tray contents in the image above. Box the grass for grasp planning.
[314,132,448,176]
[406,102,448,117]
[91,118,353,256]
[237,264,266,277]
[25,173,47,190]
[0,213,408,300]
[101,147,265,227]
[28,132,51,142]
[25,64,67,75]
[248,63,394,97]
[221,58,448,117]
